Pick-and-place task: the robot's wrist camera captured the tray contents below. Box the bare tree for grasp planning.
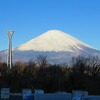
[86,56,100,77]
[0,56,2,62]
[37,55,48,68]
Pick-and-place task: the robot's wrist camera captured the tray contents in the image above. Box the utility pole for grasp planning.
[7,30,14,69]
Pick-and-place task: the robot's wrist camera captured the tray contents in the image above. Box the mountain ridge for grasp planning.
[1,30,100,64]
[14,30,94,52]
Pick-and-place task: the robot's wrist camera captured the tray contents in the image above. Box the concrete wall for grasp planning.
[82,96,100,100]
[0,92,71,100]
[34,93,71,100]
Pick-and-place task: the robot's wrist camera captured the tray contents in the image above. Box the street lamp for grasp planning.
[7,30,14,69]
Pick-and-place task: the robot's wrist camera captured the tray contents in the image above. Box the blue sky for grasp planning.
[0,0,100,50]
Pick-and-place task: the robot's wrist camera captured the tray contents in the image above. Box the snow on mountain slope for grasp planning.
[14,30,93,52]
[1,30,100,64]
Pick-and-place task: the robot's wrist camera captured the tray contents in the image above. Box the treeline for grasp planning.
[0,56,100,94]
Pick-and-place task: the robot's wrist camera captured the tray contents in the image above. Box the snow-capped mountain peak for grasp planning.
[14,30,93,52]
[1,30,100,64]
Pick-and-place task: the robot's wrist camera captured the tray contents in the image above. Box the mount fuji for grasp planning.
[1,30,100,64]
